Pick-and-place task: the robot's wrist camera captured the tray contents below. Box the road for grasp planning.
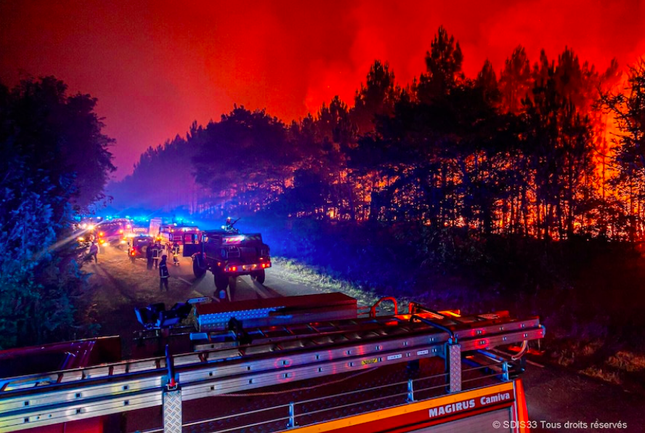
[87,244,645,432]
[86,243,326,341]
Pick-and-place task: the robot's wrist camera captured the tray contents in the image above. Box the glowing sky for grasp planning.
[1,0,644,179]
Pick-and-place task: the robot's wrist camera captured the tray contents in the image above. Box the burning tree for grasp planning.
[601,59,645,241]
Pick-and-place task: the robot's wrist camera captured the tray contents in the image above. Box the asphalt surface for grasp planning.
[88,244,645,433]
[522,361,642,432]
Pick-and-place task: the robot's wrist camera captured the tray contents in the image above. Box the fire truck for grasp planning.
[95,218,133,246]
[159,224,200,246]
[127,235,152,261]
[183,229,272,294]
[0,293,543,433]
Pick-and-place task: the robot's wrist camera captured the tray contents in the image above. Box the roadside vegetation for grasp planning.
[253,216,645,393]
[0,77,115,349]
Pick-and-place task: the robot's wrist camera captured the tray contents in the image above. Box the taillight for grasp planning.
[131,250,136,256]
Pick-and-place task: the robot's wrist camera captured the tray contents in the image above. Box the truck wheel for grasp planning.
[214,273,228,291]
[228,276,237,301]
[193,255,206,278]
[229,276,237,291]
[251,269,266,284]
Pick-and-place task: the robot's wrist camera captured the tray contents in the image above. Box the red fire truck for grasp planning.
[158,224,200,246]
[0,293,543,433]
[94,218,133,246]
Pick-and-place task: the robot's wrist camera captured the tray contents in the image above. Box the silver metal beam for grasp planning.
[0,317,544,432]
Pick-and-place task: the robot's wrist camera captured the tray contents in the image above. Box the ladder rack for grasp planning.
[0,310,544,432]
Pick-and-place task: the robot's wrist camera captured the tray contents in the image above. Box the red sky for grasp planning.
[2,0,644,180]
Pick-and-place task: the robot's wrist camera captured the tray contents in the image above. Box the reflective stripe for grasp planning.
[287,382,515,432]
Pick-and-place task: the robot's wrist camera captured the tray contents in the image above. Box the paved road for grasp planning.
[89,244,645,432]
[523,362,642,432]
[87,244,324,337]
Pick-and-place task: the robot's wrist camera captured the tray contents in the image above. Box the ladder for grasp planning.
[0,309,544,432]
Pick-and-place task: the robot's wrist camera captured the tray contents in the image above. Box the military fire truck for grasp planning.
[0,293,543,433]
[183,229,272,294]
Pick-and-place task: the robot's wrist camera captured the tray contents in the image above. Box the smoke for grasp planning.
[1,0,644,179]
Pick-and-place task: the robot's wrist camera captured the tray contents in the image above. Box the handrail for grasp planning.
[370,297,398,317]
[410,314,456,342]
[173,361,506,433]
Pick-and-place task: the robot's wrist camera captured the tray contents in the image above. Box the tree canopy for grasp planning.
[0,76,115,348]
[111,27,644,244]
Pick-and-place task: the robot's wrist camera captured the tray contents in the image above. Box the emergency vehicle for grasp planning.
[127,235,152,261]
[159,224,200,246]
[0,293,543,433]
[94,218,133,246]
[183,229,271,296]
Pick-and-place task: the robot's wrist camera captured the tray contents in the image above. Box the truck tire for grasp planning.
[228,276,238,301]
[251,269,265,284]
[214,273,228,292]
[193,254,207,278]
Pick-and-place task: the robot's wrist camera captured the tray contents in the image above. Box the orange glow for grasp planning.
[439,310,461,317]
[1,2,642,180]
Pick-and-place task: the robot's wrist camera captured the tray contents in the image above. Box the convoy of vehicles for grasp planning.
[0,293,544,433]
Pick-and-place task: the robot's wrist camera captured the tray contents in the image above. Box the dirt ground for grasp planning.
[84,244,205,348]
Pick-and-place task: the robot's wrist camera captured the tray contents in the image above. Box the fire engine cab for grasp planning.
[0,293,544,433]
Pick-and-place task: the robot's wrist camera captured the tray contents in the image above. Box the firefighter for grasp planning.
[152,243,161,269]
[146,240,154,270]
[89,241,99,264]
[159,254,169,291]
[172,241,180,266]
[224,217,239,233]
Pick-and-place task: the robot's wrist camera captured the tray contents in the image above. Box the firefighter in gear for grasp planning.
[224,217,240,234]
[172,241,180,266]
[89,242,99,264]
[146,240,153,270]
[152,243,161,269]
[159,255,169,291]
